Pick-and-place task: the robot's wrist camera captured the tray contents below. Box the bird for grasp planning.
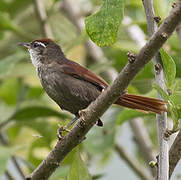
[19,38,167,127]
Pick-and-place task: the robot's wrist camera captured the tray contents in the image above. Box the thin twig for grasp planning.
[115,144,154,180]
[33,0,53,38]
[0,134,14,180]
[5,171,14,180]
[26,3,181,179]
[129,118,157,176]
[12,156,26,180]
[0,113,17,130]
[0,133,25,180]
[142,0,169,179]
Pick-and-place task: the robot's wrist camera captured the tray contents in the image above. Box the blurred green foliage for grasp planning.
[0,0,181,179]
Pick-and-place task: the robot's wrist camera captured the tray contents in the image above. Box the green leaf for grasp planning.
[49,166,69,180]
[160,48,176,88]
[176,105,181,119]
[28,138,49,167]
[67,147,92,180]
[62,147,77,165]
[172,79,181,92]
[170,91,181,105]
[85,0,124,46]
[0,51,26,79]
[0,12,22,32]
[0,78,20,105]
[153,83,179,131]
[28,86,44,99]
[11,106,69,121]
[0,146,12,175]
[152,83,169,101]
[84,117,116,155]
[117,109,151,125]
[83,109,118,156]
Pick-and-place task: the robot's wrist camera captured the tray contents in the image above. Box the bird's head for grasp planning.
[19,38,64,68]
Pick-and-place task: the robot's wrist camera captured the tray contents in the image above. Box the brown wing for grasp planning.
[57,61,109,90]
[56,60,167,114]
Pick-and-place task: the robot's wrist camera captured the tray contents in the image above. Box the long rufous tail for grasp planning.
[115,94,167,114]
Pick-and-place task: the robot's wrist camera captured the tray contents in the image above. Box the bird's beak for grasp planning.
[18,42,31,49]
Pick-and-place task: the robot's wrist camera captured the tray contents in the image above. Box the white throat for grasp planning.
[28,49,42,69]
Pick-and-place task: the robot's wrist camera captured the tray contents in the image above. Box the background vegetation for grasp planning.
[0,0,180,179]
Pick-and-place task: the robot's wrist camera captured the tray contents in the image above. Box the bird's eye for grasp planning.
[32,42,46,48]
[33,42,39,48]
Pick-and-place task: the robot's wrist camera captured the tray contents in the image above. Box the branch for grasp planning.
[33,0,53,38]
[129,118,157,176]
[115,144,154,180]
[142,0,169,179]
[27,2,181,179]
[5,171,14,180]
[169,130,181,177]
[12,156,26,179]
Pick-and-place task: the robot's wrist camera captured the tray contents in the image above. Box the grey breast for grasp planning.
[37,66,101,115]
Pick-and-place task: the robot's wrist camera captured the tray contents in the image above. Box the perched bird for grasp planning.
[19,38,167,126]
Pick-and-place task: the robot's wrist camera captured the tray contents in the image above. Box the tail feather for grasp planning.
[115,94,167,114]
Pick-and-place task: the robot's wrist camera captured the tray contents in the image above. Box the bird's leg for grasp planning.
[57,117,78,140]
[65,116,79,129]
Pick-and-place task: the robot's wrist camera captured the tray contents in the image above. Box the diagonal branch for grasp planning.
[26,2,181,179]
[129,118,157,176]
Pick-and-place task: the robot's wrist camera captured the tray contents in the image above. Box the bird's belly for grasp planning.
[39,71,101,115]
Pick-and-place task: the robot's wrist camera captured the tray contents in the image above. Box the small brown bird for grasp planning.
[19,38,167,126]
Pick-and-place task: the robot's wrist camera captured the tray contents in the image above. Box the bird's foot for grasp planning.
[78,109,87,126]
[57,124,70,140]
[78,109,86,120]
[65,116,79,129]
